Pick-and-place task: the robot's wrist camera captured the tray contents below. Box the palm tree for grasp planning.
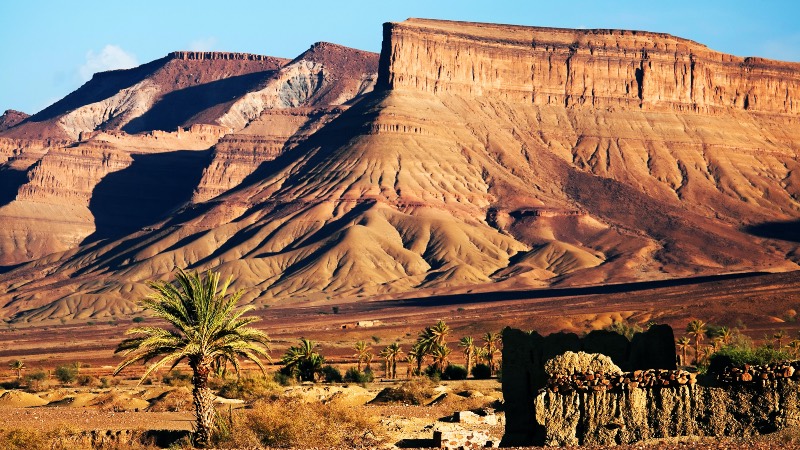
[717,327,733,346]
[429,320,451,346]
[787,340,800,359]
[379,346,391,378]
[8,360,25,380]
[406,353,417,378]
[384,343,403,379]
[686,320,707,365]
[774,330,787,349]
[414,320,451,373]
[409,343,425,376]
[483,332,502,376]
[114,269,270,448]
[459,336,476,376]
[431,344,452,371]
[676,337,691,366]
[353,341,372,373]
[282,338,324,382]
[701,345,715,364]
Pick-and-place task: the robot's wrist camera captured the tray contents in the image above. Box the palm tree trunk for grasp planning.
[466,352,472,377]
[192,364,215,448]
[391,358,397,379]
[694,337,700,365]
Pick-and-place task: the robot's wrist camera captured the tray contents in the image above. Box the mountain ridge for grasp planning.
[0,18,798,323]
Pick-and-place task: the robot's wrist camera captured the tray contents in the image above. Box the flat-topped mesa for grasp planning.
[168,51,283,62]
[379,18,800,115]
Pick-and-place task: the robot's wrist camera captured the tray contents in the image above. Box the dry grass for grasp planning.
[215,397,384,448]
[370,377,438,406]
[0,427,160,450]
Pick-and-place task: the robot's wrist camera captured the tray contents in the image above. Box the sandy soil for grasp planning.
[0,407,193,432]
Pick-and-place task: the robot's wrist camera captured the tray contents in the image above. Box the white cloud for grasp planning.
[78,45,138,82]
[188,37,218,52]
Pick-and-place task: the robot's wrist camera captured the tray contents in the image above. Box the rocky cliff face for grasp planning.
[192,43,378,202]
[380,19,800,114]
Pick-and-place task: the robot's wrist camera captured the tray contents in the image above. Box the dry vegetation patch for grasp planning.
[215,396,384,448]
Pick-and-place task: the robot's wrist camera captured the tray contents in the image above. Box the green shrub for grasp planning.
[322,365,343,383]
[604,320,642,340]
[424,365,442,382]
[442,364,468,380]
[272,371,294,387]
[23,369,47,392]
[709,344,793,374]
[471,363,492,379]
[162,370,192,387]
[54,365,77,384]
[132,316,145,323]
[344,367,373,384]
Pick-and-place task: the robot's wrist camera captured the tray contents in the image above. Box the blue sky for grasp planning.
[2,0,798,114]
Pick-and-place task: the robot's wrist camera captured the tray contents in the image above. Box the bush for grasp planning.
[344,367,373,384]
[23,369,47,392]
[442,364,468,380]
[424,365,442,382]
[215,397,382,448]
[370,378,436,405]
[471,363,492,379]
[76,374,98,387]
[322,365,343,383]
[708,344,793,375]
[54,365,78,384]
[132,316,145,323]
[162,370,192,387]
[272,371,294,387]
[218,376,278,401]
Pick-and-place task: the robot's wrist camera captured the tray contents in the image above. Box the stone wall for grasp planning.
[534,380,800,446]
[501,325,676,446]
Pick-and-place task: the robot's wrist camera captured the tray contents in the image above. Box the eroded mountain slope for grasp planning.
[0,45,378,267]
[1,19,798,322]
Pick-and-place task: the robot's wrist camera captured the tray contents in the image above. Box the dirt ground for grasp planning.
[1,271,800,448]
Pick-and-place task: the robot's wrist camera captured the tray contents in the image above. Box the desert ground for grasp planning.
[3,270,799,370]
[2,270,800,448]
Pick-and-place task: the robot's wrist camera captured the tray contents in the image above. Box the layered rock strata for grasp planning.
[380,19,800,114]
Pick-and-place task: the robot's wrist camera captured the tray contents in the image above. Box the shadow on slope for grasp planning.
[745,220,800,243]
[82,150,211,244]
[0,167,27,208]
[388,272,768,308]
[122,71,278,133]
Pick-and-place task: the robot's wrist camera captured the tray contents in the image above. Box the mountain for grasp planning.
[0,110,29,132]
[0,45,378,267]
[0,18,798,323]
